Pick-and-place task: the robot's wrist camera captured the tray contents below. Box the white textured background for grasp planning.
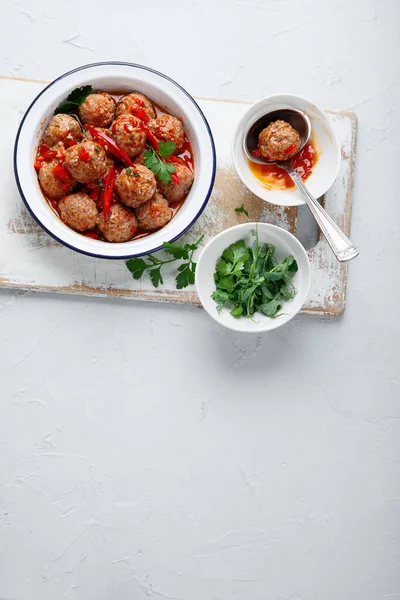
[1,1,399,599]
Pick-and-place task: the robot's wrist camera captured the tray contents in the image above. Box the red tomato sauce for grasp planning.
[249,141,318,191]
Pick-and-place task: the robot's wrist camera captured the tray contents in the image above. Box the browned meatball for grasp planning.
[148,114,185,153]
[59,193,98,232]
[116,92,156,121]
[158,163,194,203]
[258,120,301,161]
[135,192,173,231]
[97,203,138,243]
[111,115,147,158]
[38,159,75,197]
[42,114,82,147]
[64,141,112,183]
[79,93,116,127]
[115,165,156,208]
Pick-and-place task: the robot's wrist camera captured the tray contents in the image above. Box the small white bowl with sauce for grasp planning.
[232,93,341,207]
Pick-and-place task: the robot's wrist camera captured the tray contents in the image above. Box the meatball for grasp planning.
[135,192,173,231]
[59,193,98,232]
[97,203,138,243]
[38,159,74,198]
[79,93,116,127]
[258,120,301,161]
[42,114,82,147]
[158,163,194,203]
[116,92,156,121]
[65,141,112,183]
[147,114,185,153]
[111,115,147,158]
[115,165,156,208]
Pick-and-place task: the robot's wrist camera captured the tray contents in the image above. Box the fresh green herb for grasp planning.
[144,141,176,185]
[126,235,204,289]
[54,85,93,115]
[234,203,249,217]
[133,171,140,177]
[95,145,101,153]
[157,141,176,158]
[126,167,132,175]
[211,230,298,319]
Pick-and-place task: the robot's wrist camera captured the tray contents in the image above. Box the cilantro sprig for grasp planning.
[126,235,204,289]
[212,230,298,319]
[144,141,177,185]
[234,203,249,217]
[54,85,93,115]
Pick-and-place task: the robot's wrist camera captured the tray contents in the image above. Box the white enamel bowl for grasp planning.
[196,223,311,333]
[232,93,341,207]
[14,62,216,259]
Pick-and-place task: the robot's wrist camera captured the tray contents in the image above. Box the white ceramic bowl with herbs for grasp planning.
[195,223,311,333]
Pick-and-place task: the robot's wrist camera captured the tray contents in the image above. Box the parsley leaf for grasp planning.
[163,242,189,260]
[234,203,249,217]
[211,230,298,320]
[125,235,204,289]
[126,258,148,279]
[150,267,163,287]
[54,85,93,115]
[66,85,93,104]
[176,262,195,289]
[144,146,177,185]
[157,141,176,159]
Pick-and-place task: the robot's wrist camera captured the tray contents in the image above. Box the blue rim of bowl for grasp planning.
[13,61,217,259]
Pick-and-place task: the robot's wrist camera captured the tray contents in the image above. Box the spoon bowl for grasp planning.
[244,108,312,165]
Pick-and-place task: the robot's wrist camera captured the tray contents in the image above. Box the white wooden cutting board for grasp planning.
[0,76,357,317]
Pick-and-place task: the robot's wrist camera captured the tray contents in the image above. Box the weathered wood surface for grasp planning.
[0,76,357,316]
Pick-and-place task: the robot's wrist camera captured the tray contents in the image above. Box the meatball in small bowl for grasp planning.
[232,94,341,207]
[14,62,216,259]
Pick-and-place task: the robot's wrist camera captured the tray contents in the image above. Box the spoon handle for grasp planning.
[283,163,359,262]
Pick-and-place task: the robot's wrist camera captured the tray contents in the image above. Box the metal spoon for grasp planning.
[244,109,359,262]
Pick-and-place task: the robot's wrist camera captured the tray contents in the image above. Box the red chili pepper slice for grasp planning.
[252,148,261,157]
[78,147,91,162]
[83,231,100,240]
[86,125,134,167]
[130,107,150,123]
[144,127,159,151]
[66,138,77,147]
[102,167,116,219]
[166,155,184,166]
[171,172,180,185]
[39,143,58,161]
[35,143,57,169]
[53,163,72,183]
[86,183,101,200]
